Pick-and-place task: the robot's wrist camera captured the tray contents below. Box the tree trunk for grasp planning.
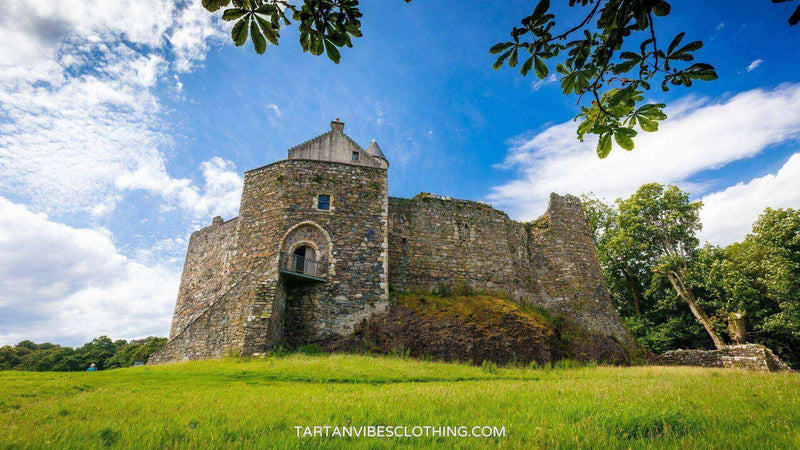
[623,269,642,315]
[666,272,726,350]
[727,311,747,345]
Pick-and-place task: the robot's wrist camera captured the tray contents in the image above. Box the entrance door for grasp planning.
[293,246,306,273]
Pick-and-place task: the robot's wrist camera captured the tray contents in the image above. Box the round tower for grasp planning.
[234,121,390,351]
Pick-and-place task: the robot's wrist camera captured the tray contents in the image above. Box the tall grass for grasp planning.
[1,354,799,448]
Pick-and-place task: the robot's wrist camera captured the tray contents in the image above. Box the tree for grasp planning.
[583,194,647,316]
[105,337,167,369]
[201,1,795,157]
[75,336,120,370]
[616,183,725,349]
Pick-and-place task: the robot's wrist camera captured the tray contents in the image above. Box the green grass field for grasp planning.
[1,354,799,449]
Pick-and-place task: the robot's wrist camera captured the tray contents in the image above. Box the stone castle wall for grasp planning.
[388,193,633,346]
[388,194,529,296]
[168,217,238,339]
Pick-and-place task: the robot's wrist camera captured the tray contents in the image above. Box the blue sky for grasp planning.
[1,0,799,345]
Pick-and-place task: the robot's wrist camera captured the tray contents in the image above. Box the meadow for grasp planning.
[1,354,799,449]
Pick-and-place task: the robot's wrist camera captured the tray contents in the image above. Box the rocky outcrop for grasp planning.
[331,293,631,366]
[657,344,793,372]
[333,294,559,365]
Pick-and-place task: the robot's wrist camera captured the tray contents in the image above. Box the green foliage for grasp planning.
[203,0,367,60]
[585,187,800,366]
[692,208,800,364]
[0,336,166,372]
[203,1,796,157]
[105,338,168,369]
[2,355,800,448]
[491,0,716,157]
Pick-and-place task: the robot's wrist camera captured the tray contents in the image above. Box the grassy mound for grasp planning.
[337,293,561,365]
[2,354,800,448]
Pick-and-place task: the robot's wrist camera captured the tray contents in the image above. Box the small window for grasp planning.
[352,151,359,161]
[317,194,331,210]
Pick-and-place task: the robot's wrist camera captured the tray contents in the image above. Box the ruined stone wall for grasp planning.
[388,193,633,347]
[526,194,634,346]
[657,344,792,372]
[388,194,529,297]
[148,261,271,363]
[168,217,238,339]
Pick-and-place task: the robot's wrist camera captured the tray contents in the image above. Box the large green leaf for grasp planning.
[489,42,513,55]
[614,128,637,151]
[532,0,550,20]
[597,133,612,158]
[520,57,534,76]
[534,57,549,79]
[202,0,222,12]
[324,39,341,63]
[232,18,249,47]
[250,20,266,54]
[222,8,248,21]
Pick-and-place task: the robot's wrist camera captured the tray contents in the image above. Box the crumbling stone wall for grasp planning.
[388,193,633,347]
[168,217,238,339]
[526,194,634,346]
[657,344,792,372]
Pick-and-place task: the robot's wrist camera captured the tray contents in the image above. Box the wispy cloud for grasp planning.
[488,84,800,245]
[747,59,764,72]
[0,0,226,217]
[268,103,282,117]
[531,74,557,92]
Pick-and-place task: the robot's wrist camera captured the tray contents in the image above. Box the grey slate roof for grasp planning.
[365,139,387,160]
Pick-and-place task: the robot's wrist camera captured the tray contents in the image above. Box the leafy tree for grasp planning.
[105,338,167,369]
[586,189,800,367]
[201,1,795,157]
[584,190,716,353]
[491,0,717,157]
[615,183,725,348]
[0,346,21,370]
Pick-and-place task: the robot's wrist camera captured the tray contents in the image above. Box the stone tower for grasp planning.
[151,121,390,362]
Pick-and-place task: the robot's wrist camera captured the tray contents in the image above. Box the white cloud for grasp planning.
[531,74,557,92]
[716,22,726,31]
[0,197,180,346]
[268,103,282,117]
[700,153,800,245]
[114,156,243,219]
[488,84,800,245]
[0,0,226,217]
[747,59,763,72]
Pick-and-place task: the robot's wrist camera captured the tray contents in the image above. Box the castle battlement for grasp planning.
[150,122,631,364]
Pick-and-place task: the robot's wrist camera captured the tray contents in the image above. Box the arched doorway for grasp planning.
[292,245,317,276]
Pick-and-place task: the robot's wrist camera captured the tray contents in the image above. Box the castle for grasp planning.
[149,121,632,363]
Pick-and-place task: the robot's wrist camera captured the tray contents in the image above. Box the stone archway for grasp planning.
[280,221,332,278]
[278,221,333,347]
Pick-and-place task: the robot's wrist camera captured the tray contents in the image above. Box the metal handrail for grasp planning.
[279,251,327,278]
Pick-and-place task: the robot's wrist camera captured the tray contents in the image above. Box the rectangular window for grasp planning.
[352,151,359,161]
[317,194,330,210]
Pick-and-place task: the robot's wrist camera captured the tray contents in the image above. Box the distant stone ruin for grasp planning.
[657,344,793,372]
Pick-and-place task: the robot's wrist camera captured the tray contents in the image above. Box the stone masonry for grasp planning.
[657,344,792,372]
[149,121,632,364]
